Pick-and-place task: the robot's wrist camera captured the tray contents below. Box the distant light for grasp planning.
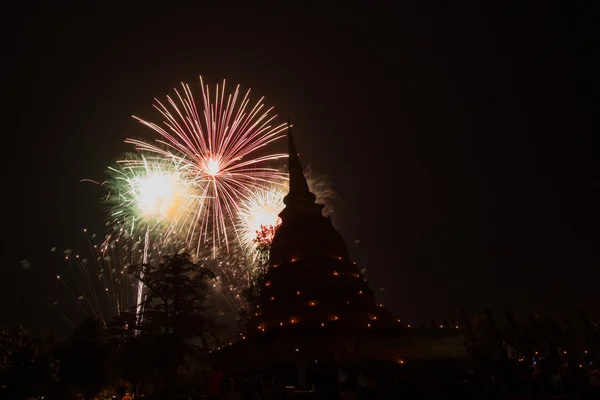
[407,324,411,328]
[295,349,299,352]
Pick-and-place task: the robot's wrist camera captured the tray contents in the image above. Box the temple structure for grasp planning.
[214,124,464,370]
[249,125,397,331]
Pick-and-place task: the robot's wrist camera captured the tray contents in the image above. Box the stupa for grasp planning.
[215,124,464,370]
[249,124,397,331]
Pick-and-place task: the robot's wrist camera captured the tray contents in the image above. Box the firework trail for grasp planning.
[195,246,249,318]
[101,154,250,322]
[55,164,335,327]
[104,154,203,322]
[127,76,288,256]
[55,78,338,327]
[52,230,149,327]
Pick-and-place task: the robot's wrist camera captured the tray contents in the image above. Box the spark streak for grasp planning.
[127,77,288,255]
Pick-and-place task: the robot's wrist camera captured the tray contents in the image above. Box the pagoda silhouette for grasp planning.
[214,123,463,369]
[250,123,397,331]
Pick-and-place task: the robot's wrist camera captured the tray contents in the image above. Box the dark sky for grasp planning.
[5,3,598,334]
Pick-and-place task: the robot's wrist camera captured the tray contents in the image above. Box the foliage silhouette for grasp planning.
[59,317,111,400]
[129,252,219,396]
[0,324,59,399]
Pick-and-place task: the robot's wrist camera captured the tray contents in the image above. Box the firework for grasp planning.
[127,77,288,255]
[104,154,203,322]
[106,154,200,238]
[238,184,286,258]
[53,230,146,327]
[55,78,339,329]
[237,170,337,256]
[52,226,195,328]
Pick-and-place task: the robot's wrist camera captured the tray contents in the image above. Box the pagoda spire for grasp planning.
[271,119,348,265]
[283,118,317,207]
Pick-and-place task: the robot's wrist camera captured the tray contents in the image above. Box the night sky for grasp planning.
[5,3,597,334]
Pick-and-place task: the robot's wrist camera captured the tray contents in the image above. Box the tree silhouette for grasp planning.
[0,325,59,400]
[59,317,111,400]
[255,222,279,274]
[241,223,278,313]
[131,252,219,396]
[105,311,152,396]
